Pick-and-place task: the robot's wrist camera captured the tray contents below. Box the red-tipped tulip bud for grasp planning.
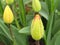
[31,14,44,40]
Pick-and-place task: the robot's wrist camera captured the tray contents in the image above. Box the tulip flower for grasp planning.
[31,14,44,40]
[6,0,14,4]
[3,5,14,24]
[32,0,41,12]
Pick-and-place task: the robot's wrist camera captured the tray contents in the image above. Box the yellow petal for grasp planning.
[3,5,14,24]
[31,14,44,40]
[32,0,41,12]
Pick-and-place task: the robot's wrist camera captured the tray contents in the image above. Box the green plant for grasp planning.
[0,0,60,45]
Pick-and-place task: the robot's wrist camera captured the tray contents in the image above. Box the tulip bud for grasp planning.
[6,0,14,4]
[3,5,14,24]
[31,14,44,40]
[32,0,41,12]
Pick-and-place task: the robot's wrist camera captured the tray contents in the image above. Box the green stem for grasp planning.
[46,13,54,45]
[43,32,47,45]
[9,24,16,45]
[18,0,26,26]
[9,24,13,38]
[10,3,21,29]
[14,16,21,29]
[45,0,56,45]
[45,0,51,13]
[0,1,3,17]
[46,15,54,44]
[35,40,40,45]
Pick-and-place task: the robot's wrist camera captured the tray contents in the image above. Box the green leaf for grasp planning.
[45,0,58,14]
[56,0,60,11]
[52,19,60,35]
[11,25,29,45]
[51,14,60,36]
[0,28,5,35]
[39,2,49,20]
[23,0,31,4]
[0,0,3,16]
[45,0,51,13]
[46,0,58,45]
[26,15,34,26]
[0,19,12,40]
[51,31,60,45]
[18,0,26,26]
[46,13,54,45]
[19,26,30,35]
[0,34,13,45]
[55,35,60,45]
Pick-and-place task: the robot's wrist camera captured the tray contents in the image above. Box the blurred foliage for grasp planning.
[0,0,60,45]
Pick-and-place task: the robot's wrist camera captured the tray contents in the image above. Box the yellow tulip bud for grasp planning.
[31,14,44,40]
[3,5,14,24]
[6,0,14,4]
[32,0,41,12]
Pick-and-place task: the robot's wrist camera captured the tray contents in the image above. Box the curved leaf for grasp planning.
[19,26,30,35]
[51,31,60,45]
[0,19,12,40]
[11,25,29,45]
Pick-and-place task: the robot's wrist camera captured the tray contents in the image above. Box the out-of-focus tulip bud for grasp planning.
[3,5,14,24]
[32,0,41,12]
[31,14,44,40]
[6,0,14,4]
